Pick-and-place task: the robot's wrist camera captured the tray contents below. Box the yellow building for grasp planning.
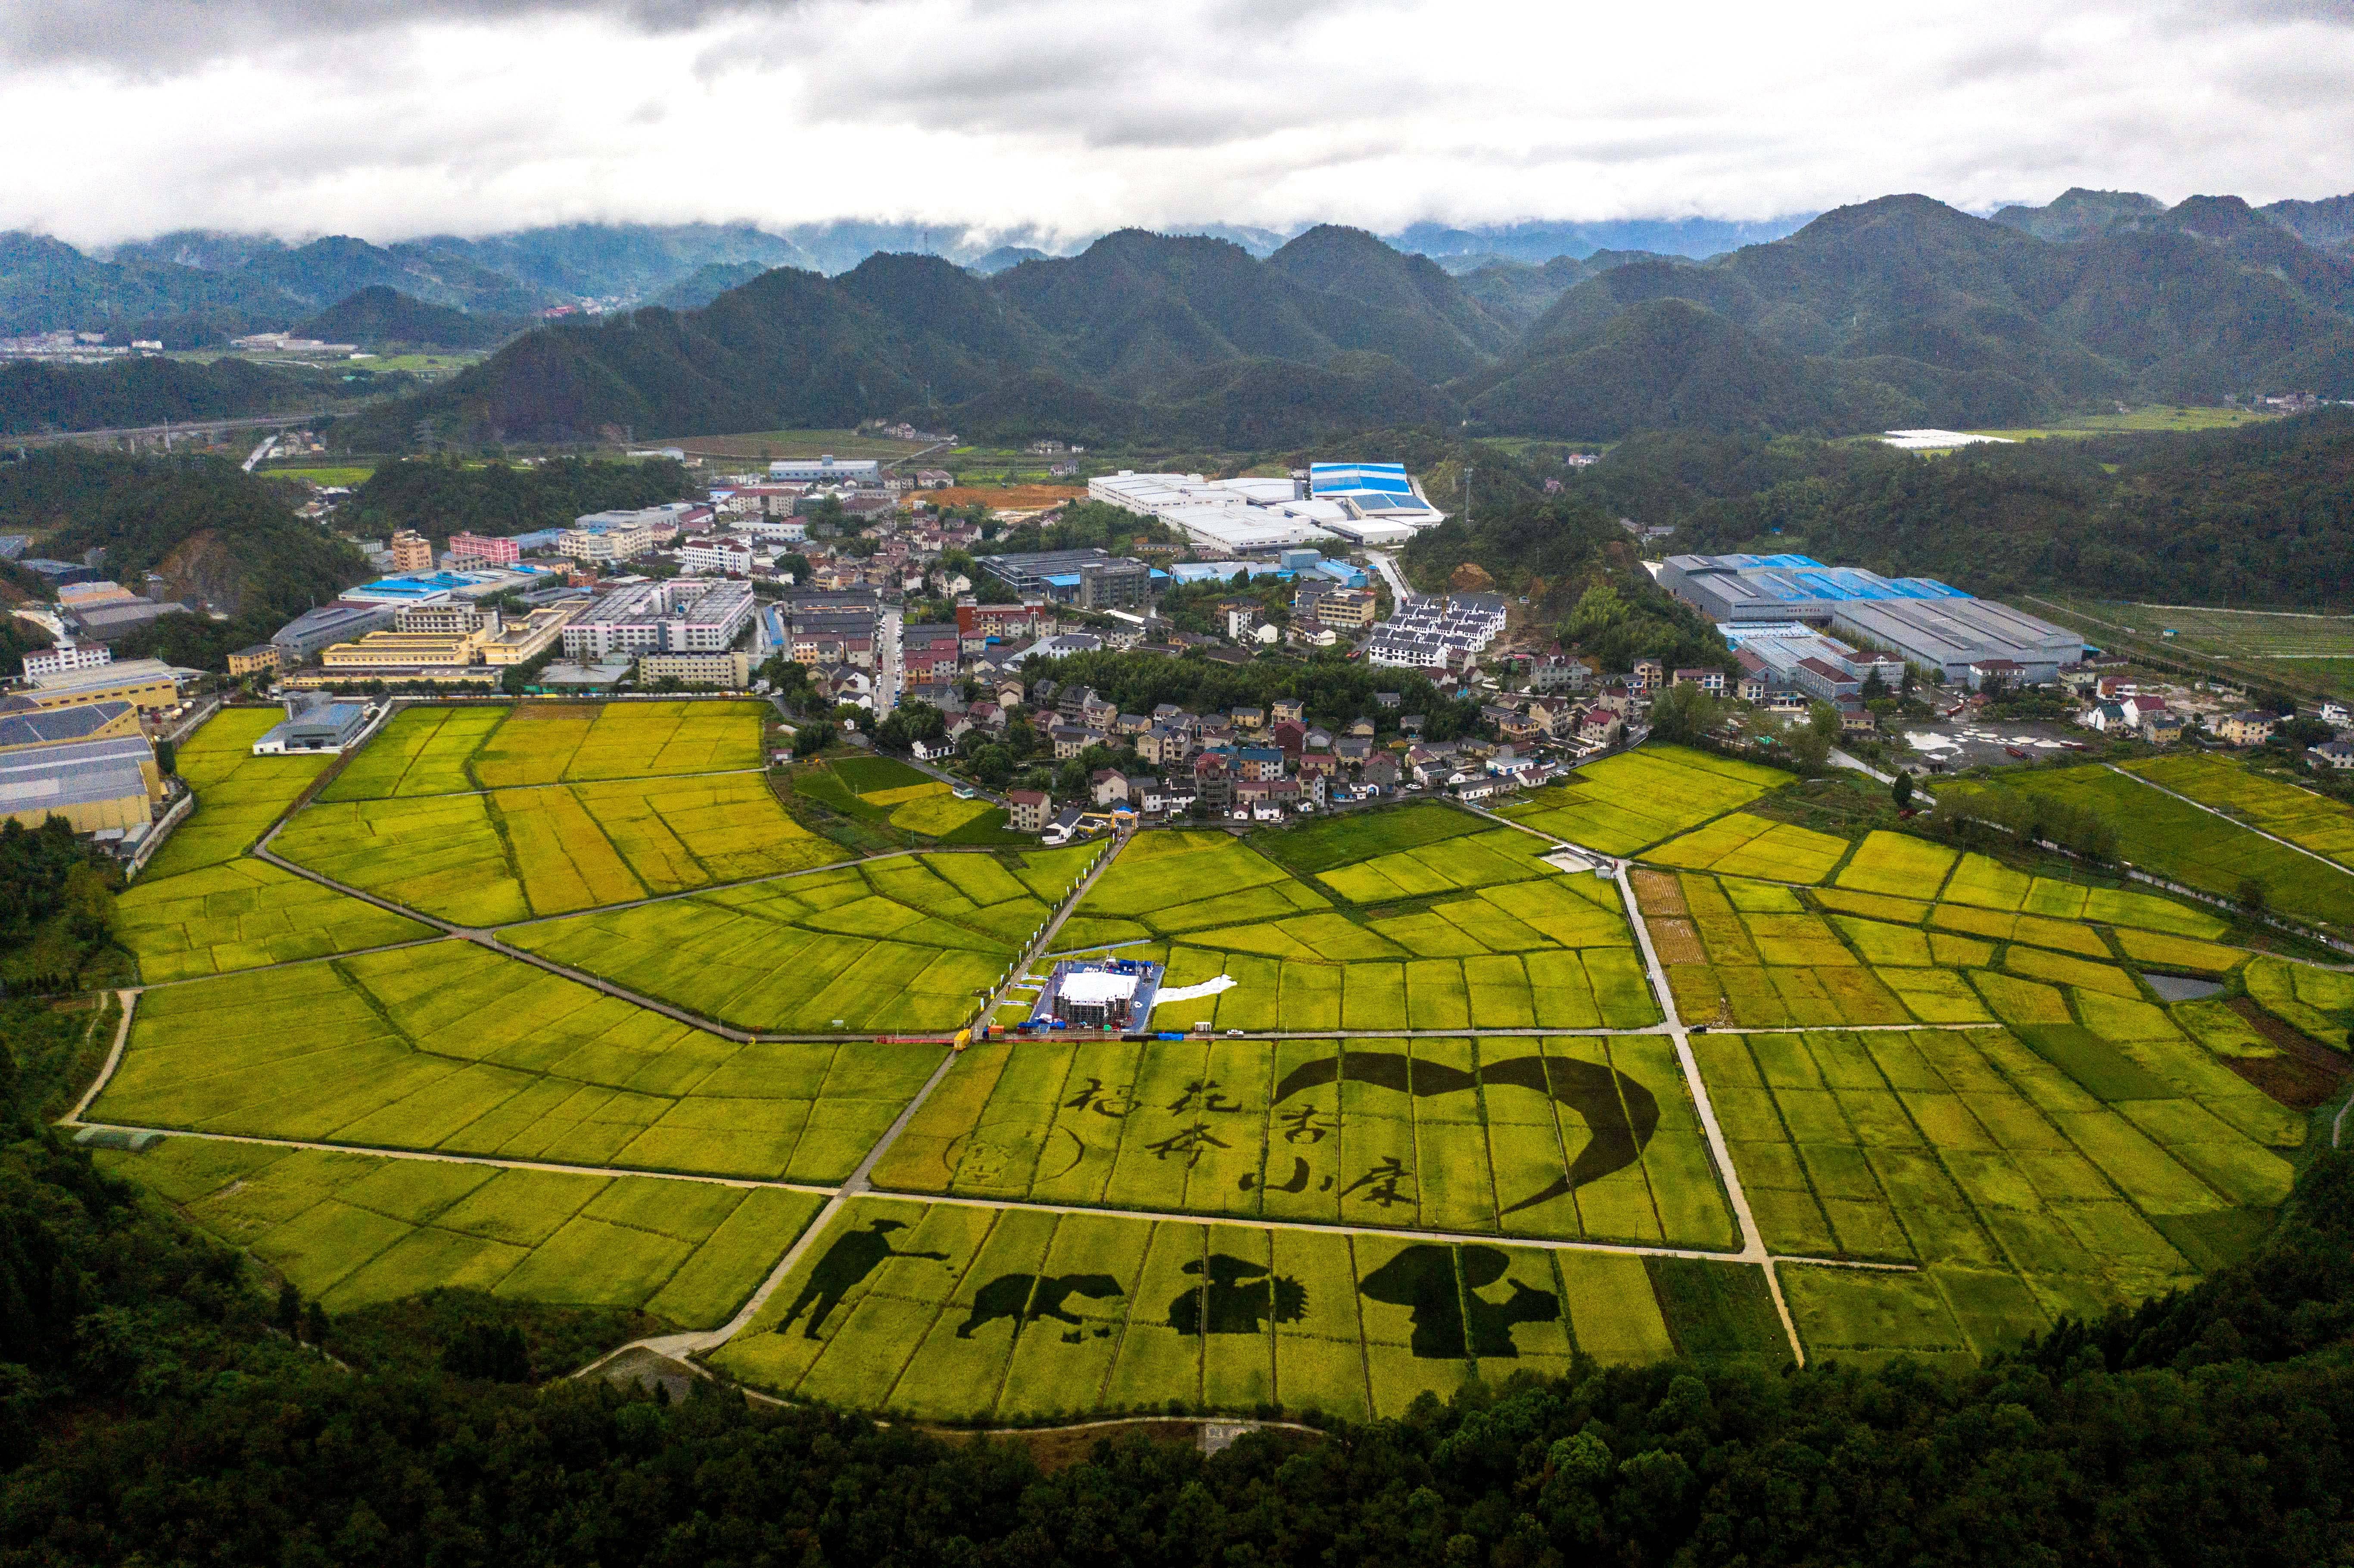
[479,602,585,665]
[23,658,185,712]
[637,650,753,686]
[389,530,434,572]
[227,644,283,678]
[319,628,489,672]
[0,706,162,831]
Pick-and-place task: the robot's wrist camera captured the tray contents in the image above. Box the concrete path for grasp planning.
[2107,763,2354,884]
[1614,859,1806,1366]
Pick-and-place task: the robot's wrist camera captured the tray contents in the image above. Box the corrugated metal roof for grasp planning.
[0,700,133,749]
[0,734,153,811]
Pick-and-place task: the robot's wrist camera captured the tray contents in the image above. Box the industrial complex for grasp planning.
[1657,553,2086,684]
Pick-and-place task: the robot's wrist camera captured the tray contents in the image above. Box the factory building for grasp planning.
[766,455,880,484]
[1662,554,2083,683]
[560,578,756,660]
[1089,460,1443,554]
[976,548,1156,608]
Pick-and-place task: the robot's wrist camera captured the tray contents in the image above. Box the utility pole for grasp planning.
[1460,464,1473,528]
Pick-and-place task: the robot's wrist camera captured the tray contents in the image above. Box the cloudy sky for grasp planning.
[4,0,2353,246]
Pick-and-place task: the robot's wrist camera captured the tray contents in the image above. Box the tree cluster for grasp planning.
[337,454,694,543]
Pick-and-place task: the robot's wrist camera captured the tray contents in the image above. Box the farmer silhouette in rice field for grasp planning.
[775,1219,949,1340]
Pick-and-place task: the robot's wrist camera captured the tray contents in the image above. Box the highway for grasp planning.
[9,408,336,450]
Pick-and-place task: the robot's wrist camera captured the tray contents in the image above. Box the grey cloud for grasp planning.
[0,0,787,68]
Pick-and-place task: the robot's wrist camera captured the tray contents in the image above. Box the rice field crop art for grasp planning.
[1492,745,1792,855]
[98,1137,826,1325]
[92,942,941,1183]
[504,846,1098,1034]
[872,1033,1737,1250]
[705,1197,1762,1421]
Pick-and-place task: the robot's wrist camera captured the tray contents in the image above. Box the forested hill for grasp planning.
[1577,406,2354,606]
[0,355,338,436]
[0,448,366,666]
[340,193,2354,450]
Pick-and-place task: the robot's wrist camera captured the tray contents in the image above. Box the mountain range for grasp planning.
[336,190,2354,450]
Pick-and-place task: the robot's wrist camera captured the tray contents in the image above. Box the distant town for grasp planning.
[5,442,2348,862]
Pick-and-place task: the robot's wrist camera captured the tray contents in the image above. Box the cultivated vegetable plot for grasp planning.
[1943,767,2354,926]
[873,1033,1737,1250]
[1696,1023,2298,1367]
[796,753,1015,841]
[93,943,940,1182]
[1493,747,1789,854]
[102,1137,824,1325]
[276,771,843,924]
[706,1197,1785,1421]
[1055,822,1660,1031]
[505,847,1097,1033]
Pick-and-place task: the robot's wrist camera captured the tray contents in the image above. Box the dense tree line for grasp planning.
[1574,408,2354,606]
[337,454,695,543]
[0,355,337,437]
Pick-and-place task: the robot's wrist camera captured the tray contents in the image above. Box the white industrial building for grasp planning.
[767,455,880,484]
[1089,463,1444,555]
[560,579,757,660]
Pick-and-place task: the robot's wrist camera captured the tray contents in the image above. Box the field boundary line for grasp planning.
[330,765,770,806]
[658,832,1130,1361]
[856,1188,1763,1263]
[135,934,459,991]
[1615,861,1806,1366]
[47,1120,844,1193]
[66,988,141,1123]
[2104,764,2354,881]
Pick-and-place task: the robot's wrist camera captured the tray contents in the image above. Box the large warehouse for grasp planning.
[1659,553,2084,682]
[1089,461,1444,554]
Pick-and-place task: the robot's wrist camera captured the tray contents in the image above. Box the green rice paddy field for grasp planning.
[872,1032,1737,1249]
[93,941,941,1182]
[1940,765,2354,927]
[93,725,2354,1411]
[705,1196,1787,1422]
[101,1137,825,1325]
[1697,1023,2291,1367]
[1493,746,1791,854]
[1050,815,1660,1033]
[2120,753,2354,869]
[505,846,1098,1033]
[118,709,434,982]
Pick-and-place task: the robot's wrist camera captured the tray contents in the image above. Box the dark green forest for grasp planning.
[338,454,696,542]
[1575,407,2354,605]
[0,356,337,437]
[0,448,367,669]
